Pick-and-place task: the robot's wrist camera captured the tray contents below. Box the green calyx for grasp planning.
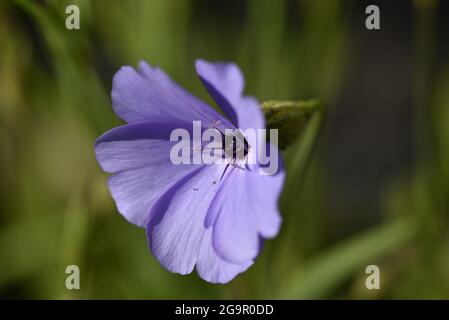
[261,99,325,150]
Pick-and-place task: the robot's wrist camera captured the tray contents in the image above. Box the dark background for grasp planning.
[0,0,448,299]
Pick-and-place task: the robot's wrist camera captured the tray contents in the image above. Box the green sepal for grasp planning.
[261,99,324,150]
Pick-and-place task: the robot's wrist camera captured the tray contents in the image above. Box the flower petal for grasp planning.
[147,164,250,283]
[95,122,184,173]
[210,164,284,263]
[236,96,265,131]
[209,170,260,263]
[95,122,202,227]
[244,162,285,238]
[112,61,232,128]
[196,228,253,284]
[195,59,264,130]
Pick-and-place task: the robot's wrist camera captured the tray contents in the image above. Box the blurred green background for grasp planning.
[1,0,448,299]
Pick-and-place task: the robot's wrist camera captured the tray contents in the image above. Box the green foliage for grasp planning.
[279,219,416,299]
[0,0,448,299]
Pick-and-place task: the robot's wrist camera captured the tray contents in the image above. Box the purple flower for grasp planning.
[95,59,284,283]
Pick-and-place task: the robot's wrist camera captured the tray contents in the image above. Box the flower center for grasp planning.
[221,130,250,162]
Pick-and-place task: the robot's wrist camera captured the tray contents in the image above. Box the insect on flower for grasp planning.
[95,59,285,283]
[210,124,251,179]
